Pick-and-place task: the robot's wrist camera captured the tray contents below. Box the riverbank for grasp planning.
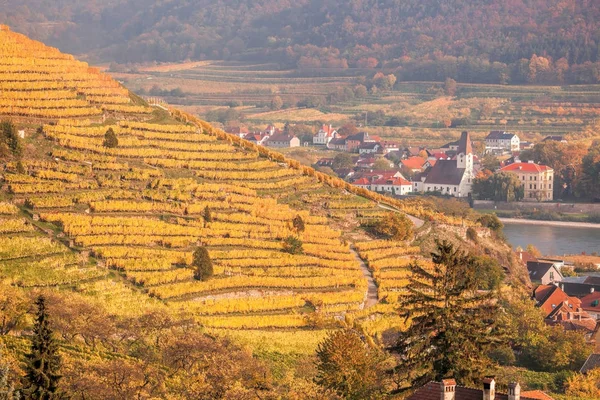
[500,218,600,229]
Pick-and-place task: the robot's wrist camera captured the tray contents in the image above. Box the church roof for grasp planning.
[424,160,466,186]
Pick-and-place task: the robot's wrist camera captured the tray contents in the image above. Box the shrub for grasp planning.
[466,227,478,242]
[283,236,303,254]
[374,212,413,241]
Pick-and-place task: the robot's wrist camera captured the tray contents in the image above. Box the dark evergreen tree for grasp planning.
[203,206,212,223]
[1,120,22,157]
[392,240,503,386]
[23,296,62,400]
[292,215,305,232]
[102,128,118,148]
[192,247,213,281]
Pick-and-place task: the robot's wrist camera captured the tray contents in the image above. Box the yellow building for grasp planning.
[500,162,554,201]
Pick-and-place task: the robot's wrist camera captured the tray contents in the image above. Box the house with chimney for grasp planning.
[499,162,554,201]
[407,377,553,400]
[419,131,474,198]
[313,124,338,145]
[533,284,598,336]
[527,260,563,285]
[485,131,520,154]
[561,275,600,297]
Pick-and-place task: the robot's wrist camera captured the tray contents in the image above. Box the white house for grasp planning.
[485,131,520,154]
[313,124,338,145]
[264,133,300,148]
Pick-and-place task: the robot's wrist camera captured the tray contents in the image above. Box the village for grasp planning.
[226,124,560,203]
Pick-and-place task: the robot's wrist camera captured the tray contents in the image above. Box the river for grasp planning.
[502,220,600,256]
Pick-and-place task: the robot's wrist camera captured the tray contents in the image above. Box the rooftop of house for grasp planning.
[407,379,551,400]
[580,353,600,374]
[372,176,411,186]
[527,261,562,281]
[353,177,370,185]
[401,156,426,170]
[533,284,580,316]
[581,291,600,311]
[516,251,538,264]
[486,130,518,140]
[359,142,380,150]
[424,160,466,186]
[328,137,347,145]
[500,162,552,174]
[266,133,296,142]
[429,151,449,159]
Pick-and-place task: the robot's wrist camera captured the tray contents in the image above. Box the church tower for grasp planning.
[456,131,473,170]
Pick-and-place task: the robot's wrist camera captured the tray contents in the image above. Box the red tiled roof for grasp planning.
[535,285,581,316]
[401,156,426,170]
[580,291,600,312]
[521,390,555,400]
[500,162,552,173]
[431,152,448,159]
[354,178,370,185]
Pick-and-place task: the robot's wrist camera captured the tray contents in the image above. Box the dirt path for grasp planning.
[350,246,378,309]
[377,203,425,228]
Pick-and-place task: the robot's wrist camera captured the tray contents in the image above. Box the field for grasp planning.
[111,61,600,147]
[0,25,474,357]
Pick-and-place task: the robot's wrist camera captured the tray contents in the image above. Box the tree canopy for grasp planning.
[393,240,504,386]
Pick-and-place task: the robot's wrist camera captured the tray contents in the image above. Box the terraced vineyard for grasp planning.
[0,24,470,354]
[0,25,151,119]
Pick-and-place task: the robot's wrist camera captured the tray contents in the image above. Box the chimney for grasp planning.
[508,382,521,400]
[591,288,595,293]
[440,379,456,400]
[483,377,496,400]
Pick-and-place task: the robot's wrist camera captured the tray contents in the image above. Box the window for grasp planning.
[549,184,552,189]
[454,187,457,192]
[550,271,554,280]
[529,184,532,189]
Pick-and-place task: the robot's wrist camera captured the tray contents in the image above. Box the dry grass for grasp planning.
[247,108,349,123]
[139,61,215,72]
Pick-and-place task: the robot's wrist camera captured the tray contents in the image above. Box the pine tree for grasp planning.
[203,206,212,223]
[392,240,503,386]
[192,247,213,281]
[102,128,118,148]
[0,349,18,400]
[23,296,62,400]
[1,120,22,157]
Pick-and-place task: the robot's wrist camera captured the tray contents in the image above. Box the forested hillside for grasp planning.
[2,0,600,83]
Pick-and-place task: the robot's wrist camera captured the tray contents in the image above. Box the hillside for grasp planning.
[2,0,600,83]
[0,25,533,396]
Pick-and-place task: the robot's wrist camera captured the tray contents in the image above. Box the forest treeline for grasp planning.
[2,0,600,84]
